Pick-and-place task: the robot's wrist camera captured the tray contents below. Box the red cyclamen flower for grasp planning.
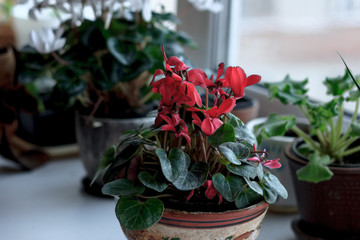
[224,67,261,99]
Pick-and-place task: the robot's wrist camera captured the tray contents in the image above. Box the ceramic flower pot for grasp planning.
[286,139,360,239]
[231,96,259,124]
[75,113,154,196]
[121,201,269,240]
[246,118,308,213]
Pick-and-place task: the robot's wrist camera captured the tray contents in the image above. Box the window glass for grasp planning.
[232,0,360,112]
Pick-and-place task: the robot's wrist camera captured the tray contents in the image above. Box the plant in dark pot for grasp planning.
[259,59,360,239]
[17,0,213,195]
[92,48,288,239]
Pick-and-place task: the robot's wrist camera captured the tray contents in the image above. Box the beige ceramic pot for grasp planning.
[121,201,269,240]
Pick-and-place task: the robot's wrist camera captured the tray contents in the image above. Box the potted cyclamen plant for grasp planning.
[92,48,287,239]
[17,0,214,195]
[260,58,360,239]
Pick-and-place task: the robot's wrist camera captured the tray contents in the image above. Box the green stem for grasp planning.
[292,125,322,153]
[339,98,359,143]
[342,145,360,157]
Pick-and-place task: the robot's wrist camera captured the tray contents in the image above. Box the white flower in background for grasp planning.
[29,27,66,54]
[128,0,152,22]
[187,0,223,13]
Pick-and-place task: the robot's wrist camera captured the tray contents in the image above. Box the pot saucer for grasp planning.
[291,218,360,240]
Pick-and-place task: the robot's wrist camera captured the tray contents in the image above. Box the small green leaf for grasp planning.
[235,188,262,209]
[116,197,164,230]
[324,70,354,96]
[226,164,258,179]
[264,173,288,199]
[156,148,188,182]
[212,174,245,202]
[233,123,257,147]
[138,171,168,192]
[296,153,333,183]
[254,114,296,144]
[244,177,263,196]
[173,162,209,191]
[91,145,116,185]
[208,123,235,146]
[102,179,145,196]
[265,75,308,105]
[219,142,250,165]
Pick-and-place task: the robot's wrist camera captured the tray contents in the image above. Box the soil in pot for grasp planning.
[286,139,360,239]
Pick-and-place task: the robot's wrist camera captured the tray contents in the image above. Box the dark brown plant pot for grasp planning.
[285,139,360,239]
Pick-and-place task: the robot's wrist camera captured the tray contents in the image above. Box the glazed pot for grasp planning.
[231,96,259,124]
[75,113,154,196]
[286,139,360,239]
[246,117,308,213]
[121,201,269,240]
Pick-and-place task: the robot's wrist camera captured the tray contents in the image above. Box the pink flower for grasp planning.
[248,145,281,169]
[190,97,236,136]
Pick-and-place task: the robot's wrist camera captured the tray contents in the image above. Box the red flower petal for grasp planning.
[216,97,236,117]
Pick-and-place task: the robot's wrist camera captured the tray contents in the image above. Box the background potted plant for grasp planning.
[259,58,360,238]
[92,48,288,239]
[16,0,212,195]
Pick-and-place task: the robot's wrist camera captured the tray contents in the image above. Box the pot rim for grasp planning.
[287,138,360,170]
[76,111,155,123]
[163,200,269,215]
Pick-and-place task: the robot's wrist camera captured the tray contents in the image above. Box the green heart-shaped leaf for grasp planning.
[102,179,144,196]
[264,173,288,199]
[116,197,164,230]
[173,162,209,191]
[156,148,188,182]
[226,164,258,179]
[235,188,262,209]
[138,171,168,192]
[208,123,235,146]
[296,153,333,183]
[244,177,263,196]
[219,142,250,165]
[212,173,245,202]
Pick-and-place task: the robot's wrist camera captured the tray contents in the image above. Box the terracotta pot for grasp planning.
[286,139,360,238]
[231,96,259,124]
[121,201,269,240]
[75,113,154,196]
[246,118,309,213]
[0,47,15,87]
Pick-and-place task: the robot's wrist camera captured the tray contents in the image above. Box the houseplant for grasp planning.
[0,46,48,170]
[92,48,288,239]
[259,59,360,238]
[16,0,211,193]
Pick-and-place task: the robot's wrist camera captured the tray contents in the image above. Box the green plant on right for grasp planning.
[254,61,360,183]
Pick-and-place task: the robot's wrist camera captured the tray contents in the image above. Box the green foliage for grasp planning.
[115,196,164,230]
[19,9,197,117]
[92,113,286,230]
[258,59,360,183]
